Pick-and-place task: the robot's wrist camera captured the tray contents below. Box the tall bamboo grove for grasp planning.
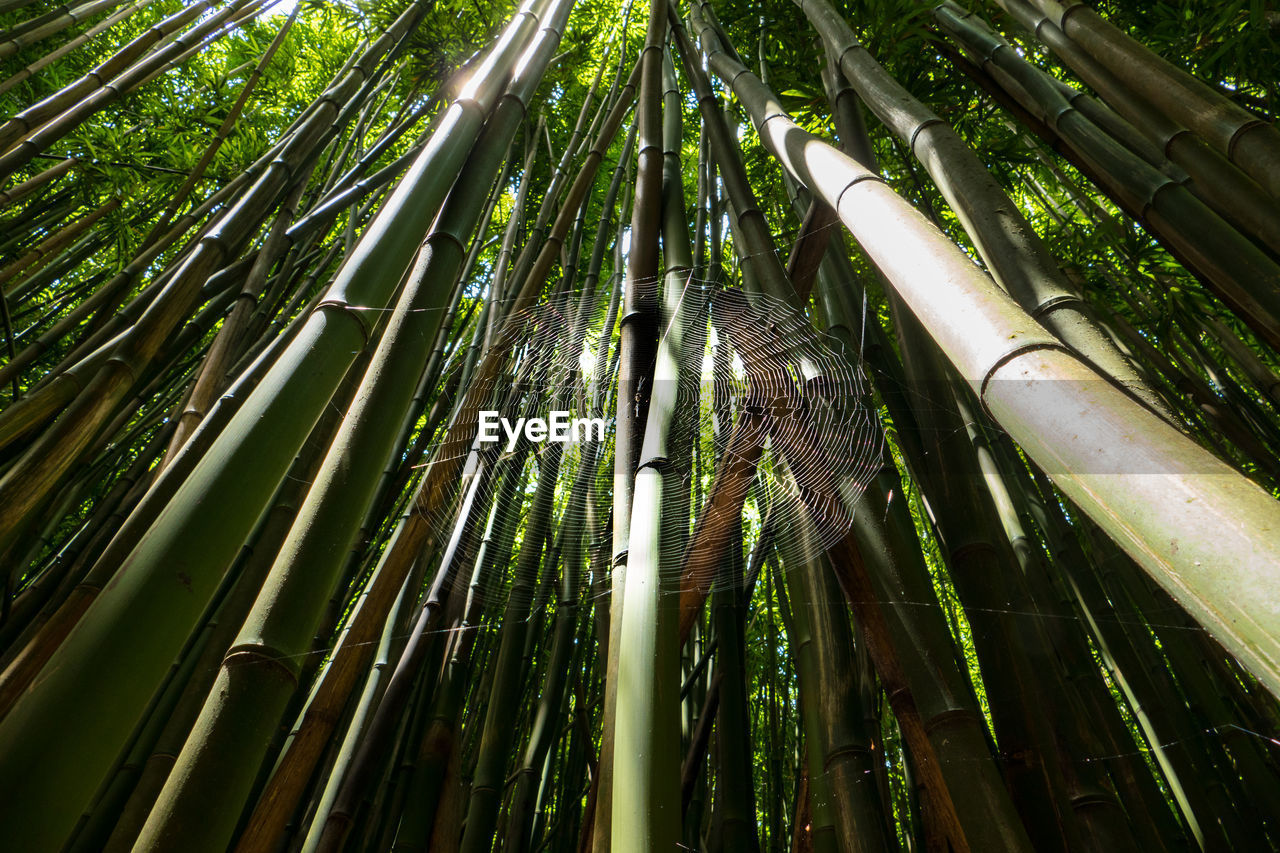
[0,0,1279,849]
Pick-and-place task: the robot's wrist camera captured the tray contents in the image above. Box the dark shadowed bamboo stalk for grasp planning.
[988,0,1280,258]
[0,0,223,153]
[934,2,1280,355]
[0,1,416,563]
[146,2,298,244]
[162,177,306,460]
[504,125,629,853]
[0,196,120,297]
[0,0,262,184]
[0,0,156,97]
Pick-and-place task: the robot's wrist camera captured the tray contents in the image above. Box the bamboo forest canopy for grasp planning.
[2,0,1280,849]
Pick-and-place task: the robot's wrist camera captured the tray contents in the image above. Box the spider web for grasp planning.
[417,279,884,602]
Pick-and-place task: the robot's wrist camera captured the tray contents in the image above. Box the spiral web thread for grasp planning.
[420,280,884,603]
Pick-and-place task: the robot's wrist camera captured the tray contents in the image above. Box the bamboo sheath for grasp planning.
[691,0,1280,705]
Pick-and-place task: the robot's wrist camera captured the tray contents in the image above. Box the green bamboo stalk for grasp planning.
[0,2,549,844]
[688,0,1280,708]
[457,416,570,853]
[798,0,1169,418]
[606,0,677,846]
[135,4,575,846]
[934,2,1280,354]
[0,293,317,714]
[1007,0,1280,198]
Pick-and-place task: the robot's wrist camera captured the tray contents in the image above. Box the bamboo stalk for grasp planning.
[690,0,1280,706]
[1011,0,1280,198]
[0,2,548,844]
